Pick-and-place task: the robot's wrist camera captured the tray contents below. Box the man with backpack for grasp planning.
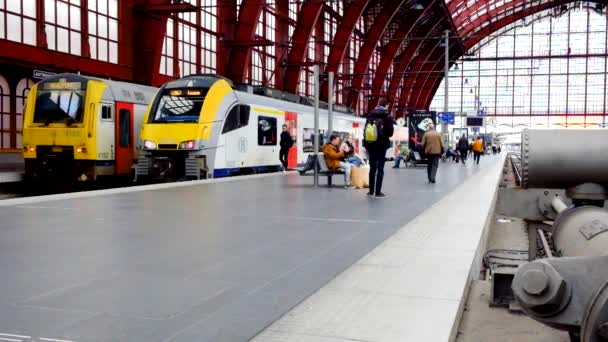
[363,97,395,198]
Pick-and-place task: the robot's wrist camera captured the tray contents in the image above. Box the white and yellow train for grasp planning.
[137,75,366,180]
[22,73,157,181]
[21,73,376,183]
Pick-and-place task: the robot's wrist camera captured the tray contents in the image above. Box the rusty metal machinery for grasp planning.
[521,129,608,190]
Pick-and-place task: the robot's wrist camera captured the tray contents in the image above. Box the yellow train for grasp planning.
[22,73,157,182]
[137,74,365,180]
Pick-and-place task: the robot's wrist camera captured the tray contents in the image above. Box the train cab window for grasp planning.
[257,116,277,146]
[118,109,131,147]
[101,106,112,121]
[222,105,251,134]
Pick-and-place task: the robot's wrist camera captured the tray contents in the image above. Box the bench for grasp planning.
[297,153,345,187]
[316,152,345,187]
[406,151,428,168]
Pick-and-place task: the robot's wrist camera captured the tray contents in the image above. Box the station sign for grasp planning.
[33,70,56,80]
[438,112,455,124]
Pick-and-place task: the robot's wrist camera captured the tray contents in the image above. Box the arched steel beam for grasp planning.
[226,0,266,83]
[392,40,440,116]
[458,0,540,36]
[319,0,372,100]
[282,0,325,93]
[464,2,566,49]
[367,1,438,112]
[419,1,597,109]
[414,41,460,109]
[452,0,492,27]
[130,0,176,84]
[346,0,408,109]
[385,20,443,104]
[403,41,444,111]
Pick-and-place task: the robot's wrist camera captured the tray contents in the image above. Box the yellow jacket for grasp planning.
[473,140,484,153]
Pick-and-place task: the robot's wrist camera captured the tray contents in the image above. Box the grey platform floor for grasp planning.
[0,153,23,183]
[0,157,497,342]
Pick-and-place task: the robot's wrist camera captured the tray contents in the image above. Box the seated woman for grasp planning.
[322,134,352,188]
[340,134,364,167]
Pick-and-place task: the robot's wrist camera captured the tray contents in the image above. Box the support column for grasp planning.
[217,0,236,77]
[313,64,320,188]
[328,71,334,134]
[274,0,290,88]
[443,30,449,138]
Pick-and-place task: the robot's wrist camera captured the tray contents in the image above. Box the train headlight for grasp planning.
[178,140,196,150]
[143,140,157,150]
[76,146,87,153]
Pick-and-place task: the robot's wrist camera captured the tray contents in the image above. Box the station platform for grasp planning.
[0,152,23,183]
[0,156,503,342]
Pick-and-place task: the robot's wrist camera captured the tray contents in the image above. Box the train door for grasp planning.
[115,102,134,175]
[285,112,298,168]
[223,104,251,169]
[96,102,115,176]
[256,112,280,166]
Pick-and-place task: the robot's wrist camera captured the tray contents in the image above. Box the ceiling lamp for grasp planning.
[412,0,424,10]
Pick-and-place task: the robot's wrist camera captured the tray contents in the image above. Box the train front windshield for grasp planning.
[34,81,85,124]
[150,88,209,123]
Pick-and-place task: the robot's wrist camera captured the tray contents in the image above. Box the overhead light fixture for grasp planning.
[454,63,459,70]
[412,0,424,10]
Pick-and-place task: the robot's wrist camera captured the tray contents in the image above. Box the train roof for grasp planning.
[39,73,158,105]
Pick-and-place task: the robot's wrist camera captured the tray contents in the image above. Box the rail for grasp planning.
[509,154,522,186]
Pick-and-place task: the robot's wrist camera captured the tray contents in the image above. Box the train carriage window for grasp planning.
[222,105,251,134]
[118,109,131,147]
[101,106,112,120]
[257,115,277,146]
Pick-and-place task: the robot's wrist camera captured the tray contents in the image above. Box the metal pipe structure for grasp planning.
[551,196,569,214]
[328,71,334,136]
[521,129,608,189]
[313,64,320,188]
[552,206,608,257]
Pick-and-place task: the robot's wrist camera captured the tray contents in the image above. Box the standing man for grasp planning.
[472,136,484,165]
[279,124,293,171]
[363,97,395,198]
[422,123,444,184]
[457,134,469,164]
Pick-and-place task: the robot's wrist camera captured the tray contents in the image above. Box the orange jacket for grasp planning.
[473,140,484,153]
[322,143,345,169]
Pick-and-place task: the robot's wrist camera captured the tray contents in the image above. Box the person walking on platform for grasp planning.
[322,135,352,189]
[457,134,469,164]
[279,124,293,171]
[472,136,484,165]
[363,97,394,198]
[422,124,444,183]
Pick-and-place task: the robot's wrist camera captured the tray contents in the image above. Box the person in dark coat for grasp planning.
[457,134,469,164]
[363,97,395,198]
[279,124,293,171]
